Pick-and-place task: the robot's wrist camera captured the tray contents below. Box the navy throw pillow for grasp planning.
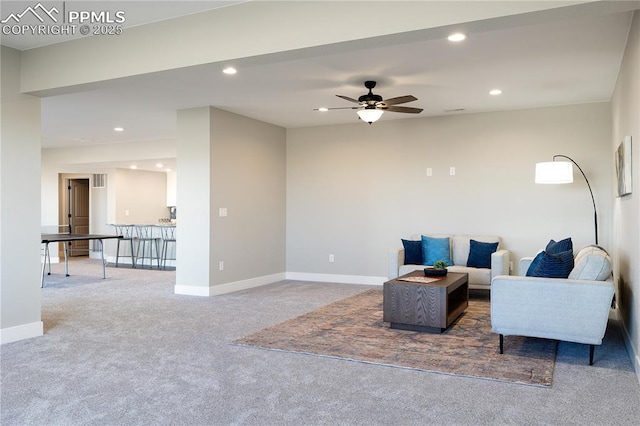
[526,251,544,276]
[467,239,499,269]
[421,235,452,266]
[546,237,573,254]
[528,249,574,278]
[401,239,423,265]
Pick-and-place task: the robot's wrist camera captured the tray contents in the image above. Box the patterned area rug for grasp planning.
[234,290,557,386]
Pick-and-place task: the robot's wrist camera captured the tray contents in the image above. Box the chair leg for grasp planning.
[115,239,121,267]
[135,240,143,267]
[589,344,594,366]
[499,334,504,354]
[155,239,161,269]
[161,240,167,269]
[130,238,136,268]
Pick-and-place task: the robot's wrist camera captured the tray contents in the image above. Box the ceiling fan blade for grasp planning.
[336,95,361,104]
[384,105,423,114]
[379,95,417,106]
[314,106,361,111]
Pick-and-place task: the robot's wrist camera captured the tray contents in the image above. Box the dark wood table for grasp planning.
[383,270,469,333]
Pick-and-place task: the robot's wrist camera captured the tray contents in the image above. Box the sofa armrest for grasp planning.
[519,257,535,276]
[491,275,614,345]
[490,249,510,279]
[388,248,404,279]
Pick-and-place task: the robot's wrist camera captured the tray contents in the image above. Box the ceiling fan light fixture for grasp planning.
[357,108,384,124]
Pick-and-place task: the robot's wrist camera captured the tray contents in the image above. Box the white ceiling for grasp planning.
[3,1,639,172]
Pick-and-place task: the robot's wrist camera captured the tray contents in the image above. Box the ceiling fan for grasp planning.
[316,81,423,124]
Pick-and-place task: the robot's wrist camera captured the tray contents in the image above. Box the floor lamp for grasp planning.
[535,155,598,245]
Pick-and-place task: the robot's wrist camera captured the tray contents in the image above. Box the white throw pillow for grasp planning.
[568,246,612,281]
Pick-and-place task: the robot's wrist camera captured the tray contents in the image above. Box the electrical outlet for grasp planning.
[219,261,224,271]
[219,208,228,217]
[125,210,130,216]
[449,167,456,176]
[329,254,335,263]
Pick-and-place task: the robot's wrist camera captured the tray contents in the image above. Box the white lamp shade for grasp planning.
[357,108,384,123]
[535,161,574,184]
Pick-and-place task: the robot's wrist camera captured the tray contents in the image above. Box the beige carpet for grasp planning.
[234,290,557,386]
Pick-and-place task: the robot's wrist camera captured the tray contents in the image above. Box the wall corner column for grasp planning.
[1,46,43,344]
[174,107,214,296]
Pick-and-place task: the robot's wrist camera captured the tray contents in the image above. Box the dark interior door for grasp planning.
[69,179,90,256]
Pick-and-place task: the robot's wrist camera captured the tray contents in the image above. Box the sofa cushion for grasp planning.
[568,246,612,281]
[421,235,452,266]
[546,237,573,254]
[448,265,492,286]
[401,239,423,265]
[527,250,574,278]
[467,239,499,269]
[451,235,500,266]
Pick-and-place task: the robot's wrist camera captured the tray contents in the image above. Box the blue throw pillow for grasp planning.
[421,235,452,266]
[526,251,544,276]
[546,237,573,254]
[401,239,423,265]
[467,239,499,269]
[527,249,574,278]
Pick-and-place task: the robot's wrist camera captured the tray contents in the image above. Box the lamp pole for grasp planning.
[553,155,598,245]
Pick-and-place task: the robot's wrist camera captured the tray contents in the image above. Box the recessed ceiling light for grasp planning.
[447,33,466,42]
[114,127,124,132]
[318,107,329,112]
[130,165,138,170]
[165,168,173,172]
[223,67,237,75]
[156,163,164,168]
[489,89,502,96]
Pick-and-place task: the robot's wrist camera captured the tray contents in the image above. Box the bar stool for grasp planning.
[135,225,161,268]
[111,224,136,268]
[159,225,176,269]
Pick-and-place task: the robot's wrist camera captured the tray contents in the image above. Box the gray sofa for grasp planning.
[491,245,614,365]
[388,234,510,291]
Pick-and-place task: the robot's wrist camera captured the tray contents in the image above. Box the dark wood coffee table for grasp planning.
[383,270,469,333]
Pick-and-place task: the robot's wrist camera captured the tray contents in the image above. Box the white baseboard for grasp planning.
[175,273,287,297]
[0,321,43,345]
[174,284,212,297]
[285,272,385,286]
[613,309,640,385]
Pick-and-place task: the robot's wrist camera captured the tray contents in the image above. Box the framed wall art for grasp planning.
[615,135,632,197]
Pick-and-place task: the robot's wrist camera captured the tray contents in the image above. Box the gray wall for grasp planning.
[611,10,640,377]
[287,103,612,278]
[210,108,287,285]
[0,47,43,342]
[175,107,286,295]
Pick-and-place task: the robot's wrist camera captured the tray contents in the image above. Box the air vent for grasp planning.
[92,174,106,188]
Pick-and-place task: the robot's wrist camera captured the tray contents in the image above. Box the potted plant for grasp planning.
[424,260,448,277]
